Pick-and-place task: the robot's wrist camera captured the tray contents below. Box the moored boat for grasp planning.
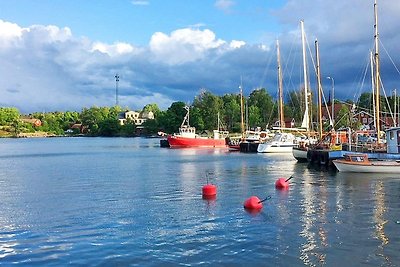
[167,106,229,148]
[333,154,400,173]
[257,132,299,153]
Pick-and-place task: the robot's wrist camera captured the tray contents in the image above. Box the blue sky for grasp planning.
[0,0,284,45]
[0,0,399,113]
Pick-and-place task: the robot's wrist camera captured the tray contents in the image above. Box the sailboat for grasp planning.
[257,40,300,153]
[333,0,400,172]
[167,106,229,148]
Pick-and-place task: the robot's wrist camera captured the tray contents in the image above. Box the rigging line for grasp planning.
[380,39,400,76]
[352,52,373,103]
[258,44,275,90]
[380,77,395,123]
[354,54,371,104]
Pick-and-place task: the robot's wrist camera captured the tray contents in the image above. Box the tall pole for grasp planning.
[239,82,245,138]
[374,0,381,143]
[370,51,376,131]
[327,76,335,128]
[115,73,120,106]
[394,89,397,127]
[277,39,284,129]
[315,39,323,138]
[300,20,310,134]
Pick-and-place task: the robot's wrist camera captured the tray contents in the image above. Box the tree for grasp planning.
[0,107,20,126]
[98,118,121,136]
[193,90,225,131]
[222,93,241,132]
[143,103,161,117]
[157,101,187,133]
[247,88,274,128]
[335,105,351,129]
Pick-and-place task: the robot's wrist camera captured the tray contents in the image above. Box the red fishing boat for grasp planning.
[167,106,229,148]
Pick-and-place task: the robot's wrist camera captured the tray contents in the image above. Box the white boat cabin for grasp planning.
[178,125,197,138]
[386,127,400,153]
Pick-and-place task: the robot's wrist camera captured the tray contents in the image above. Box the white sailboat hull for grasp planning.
[257,142,297,153]
[333,160,400,173]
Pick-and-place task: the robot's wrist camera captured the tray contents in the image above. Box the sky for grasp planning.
[0,0,399,113]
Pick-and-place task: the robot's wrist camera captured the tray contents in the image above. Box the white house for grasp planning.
[118,110,154,126]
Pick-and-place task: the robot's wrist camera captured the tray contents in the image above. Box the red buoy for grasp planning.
[243,196,263,211]
[202,184,217,198]
[275,177,289,189]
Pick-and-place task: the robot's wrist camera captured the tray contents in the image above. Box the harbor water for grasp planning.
[0,137,399,266]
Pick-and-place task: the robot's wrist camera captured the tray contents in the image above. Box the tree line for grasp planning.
[0,89,398,137]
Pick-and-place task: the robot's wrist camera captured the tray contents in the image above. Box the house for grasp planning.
[69,123,88,134]
[352,111,374,130]
[20,118,42,127]
[118,110,154,126]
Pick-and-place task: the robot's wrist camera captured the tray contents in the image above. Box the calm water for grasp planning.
[0,137,399,266]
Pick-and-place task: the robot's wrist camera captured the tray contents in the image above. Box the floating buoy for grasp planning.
[202,184,217,198]
[243,196,263,211]
[275,175,293,189]
[275,178,289,189]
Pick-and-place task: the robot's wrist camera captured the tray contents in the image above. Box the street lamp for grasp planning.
[327,76,335,127]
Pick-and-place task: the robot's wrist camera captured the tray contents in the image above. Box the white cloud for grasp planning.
[149,28,226,65]
[1,0,400,114]
[131,0,149,6]
[229,40,246,49]
[214,0,235,13]
[91,42,136,56]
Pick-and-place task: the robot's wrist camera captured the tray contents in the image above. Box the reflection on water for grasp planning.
[0,138,400,266]
[373,181,391,265]
[299,170,327,266]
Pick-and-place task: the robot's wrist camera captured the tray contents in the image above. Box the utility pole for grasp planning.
[115,73,120,106]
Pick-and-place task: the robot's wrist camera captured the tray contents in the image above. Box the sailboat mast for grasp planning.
[277,40,285,129]
[239,81,245,138]
[374,0,381,143]
[370,51,376,131]
[315,39,323,138]
[300,20,310,133]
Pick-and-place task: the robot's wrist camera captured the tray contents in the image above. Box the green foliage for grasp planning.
[141,119,158,135]
[98,118,121,137]
[335,105,351,129]
[2,87,384,138]
[0,107,20,126]
[193,90,225,130]
[247,88,274,127]
[143,103,161,117]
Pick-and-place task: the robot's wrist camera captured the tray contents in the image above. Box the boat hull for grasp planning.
[292,147,308,162]
[257,143,296,153]
[167,135,227,148]
[333,159,400,173]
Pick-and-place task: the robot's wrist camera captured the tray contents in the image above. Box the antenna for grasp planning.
[115,73,120,106]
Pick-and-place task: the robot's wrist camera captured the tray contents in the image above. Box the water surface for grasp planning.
[0,137,399,266]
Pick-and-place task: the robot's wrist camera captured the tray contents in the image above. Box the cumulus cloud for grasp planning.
[0,0,399,114]
[149,28,226,65]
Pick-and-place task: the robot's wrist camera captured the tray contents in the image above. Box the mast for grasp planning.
[300,20,310,133]
[370,51,376,131]
[239,81,245,138]
[374,0,381,143]
[277,39,285,129]
[315,39,323,138]
[394,89,397,127]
